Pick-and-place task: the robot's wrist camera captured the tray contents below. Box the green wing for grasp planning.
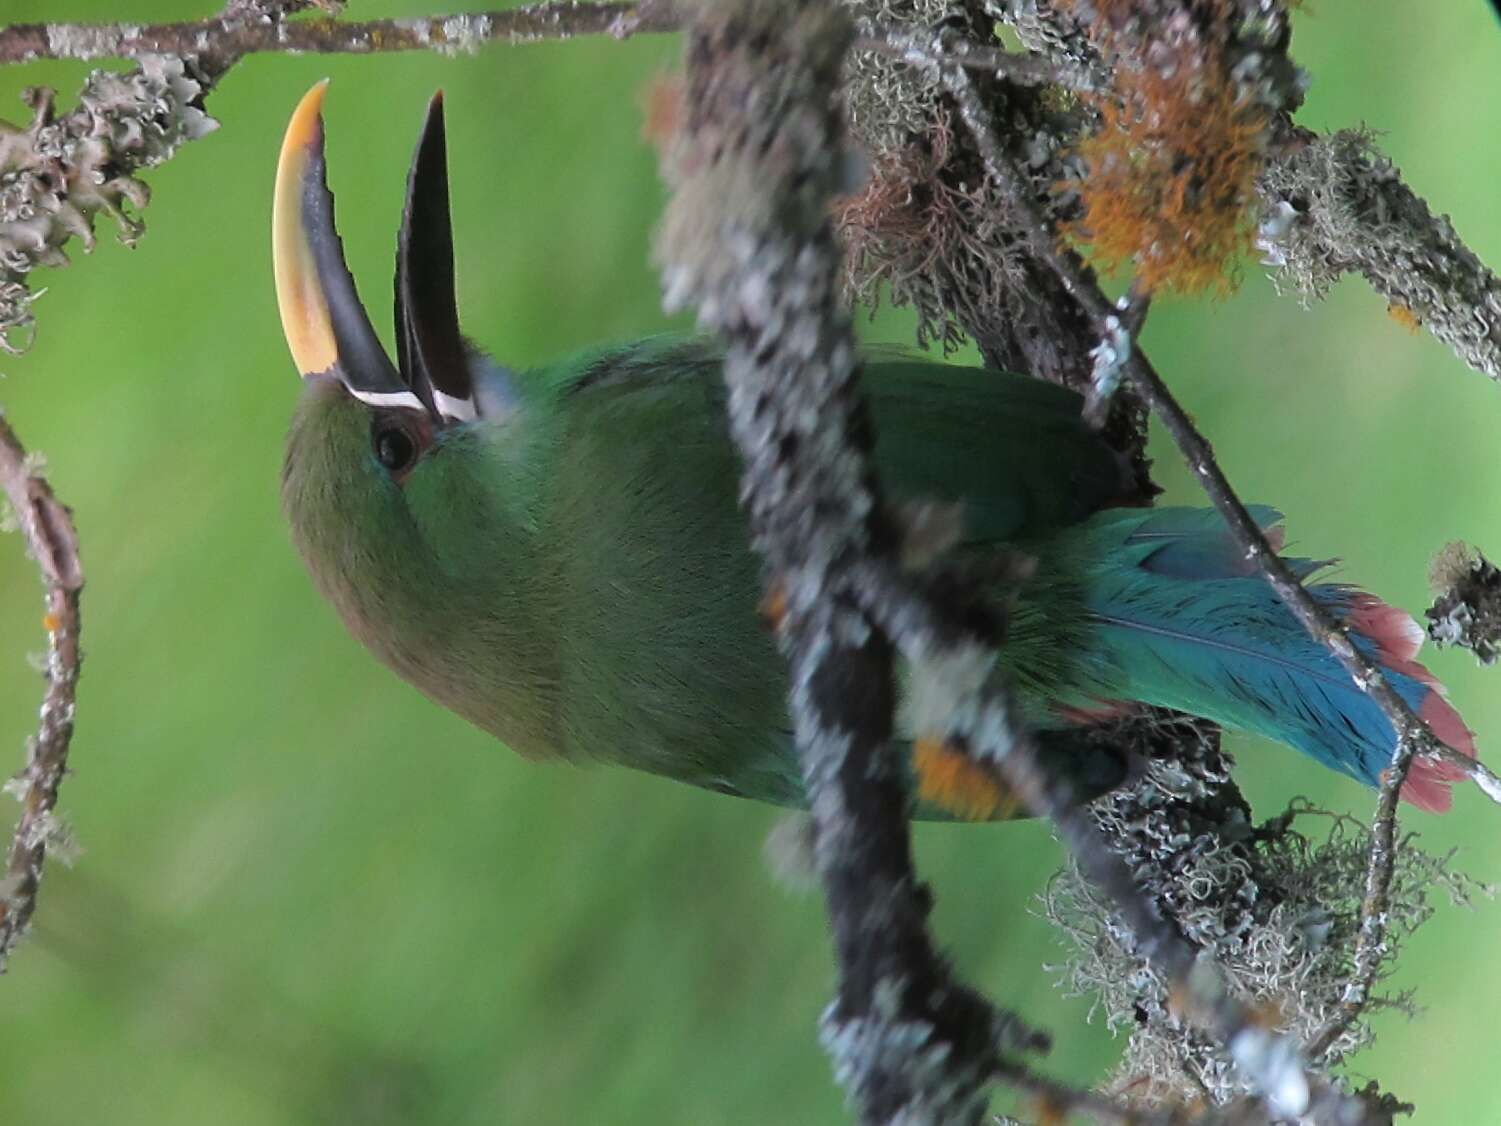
[544,338,1127,541]
[535,338,1126,806]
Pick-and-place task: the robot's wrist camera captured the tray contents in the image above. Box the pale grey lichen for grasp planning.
[820,979,992,1126]
[435,14,494,57]
[44,24,144,62]
[1258,128,1501,382]
[1426,542,1501,666]
[1083,311,1129,423]
[842,0,959,151]
[989,0,1108,91]
[1040,716,1490,1109]
[0,55,218,350]
[763,811,821,891]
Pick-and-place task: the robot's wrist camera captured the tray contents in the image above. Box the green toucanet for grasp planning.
[272,84,1477,819]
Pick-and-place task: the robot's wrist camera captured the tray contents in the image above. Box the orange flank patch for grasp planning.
[913,737,1021,821]
[639,72,684,150]
[1031,1093,1068,1126]
[759,581,789,631]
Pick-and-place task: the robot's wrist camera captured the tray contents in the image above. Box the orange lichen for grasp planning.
[1387,302,1422,333]
[1031,1094,1069,1126]
[41,612,59,632]
[1068,55,1269,296]
[912,736,1021,821]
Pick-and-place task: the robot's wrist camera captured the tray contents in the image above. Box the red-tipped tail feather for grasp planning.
[1347,593,1476,812]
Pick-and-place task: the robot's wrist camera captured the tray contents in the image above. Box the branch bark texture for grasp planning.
[0,412,83,967]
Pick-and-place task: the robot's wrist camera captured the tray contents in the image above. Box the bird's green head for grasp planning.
[271,85,557,751]
[273,81,479,619]
[274,85,520,627]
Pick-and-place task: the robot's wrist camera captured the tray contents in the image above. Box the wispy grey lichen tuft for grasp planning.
[1042,713,1488,1109]
[841,0,957,154]
[0,55,218,351]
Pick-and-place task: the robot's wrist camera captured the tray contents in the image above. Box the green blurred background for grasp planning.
[1,2,1499,1122]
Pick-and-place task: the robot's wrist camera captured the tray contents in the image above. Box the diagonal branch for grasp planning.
[0,412,83,968]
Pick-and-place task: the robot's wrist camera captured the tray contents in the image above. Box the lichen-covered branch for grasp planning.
[653,3,1372,1116]
[1259,128,1501,384]
[0,2,675,68]
[0,412,83,968]
[1043,720,1485,1106]
[655,2,1046,1119]
[0,57,218,350]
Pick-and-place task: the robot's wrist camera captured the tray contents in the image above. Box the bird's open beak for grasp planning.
[273,83,476,422]
[396,92,477,422]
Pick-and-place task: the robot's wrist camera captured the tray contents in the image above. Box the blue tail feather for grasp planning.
[1074,507,1474,807]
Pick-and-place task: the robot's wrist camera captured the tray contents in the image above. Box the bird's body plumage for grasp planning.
[281,338,1475,814]
[283,339,1126,803]
[273,85,1477,819]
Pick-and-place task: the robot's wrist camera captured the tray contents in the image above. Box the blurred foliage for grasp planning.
[1,2,1499,1123]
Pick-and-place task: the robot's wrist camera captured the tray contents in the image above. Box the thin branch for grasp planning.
[0,412,83,968]
[854,25,1087,91]
[0,2,677,67]
[995,1058,1201,1125]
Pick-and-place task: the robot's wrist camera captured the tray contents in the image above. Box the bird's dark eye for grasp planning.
[374,425,418,473]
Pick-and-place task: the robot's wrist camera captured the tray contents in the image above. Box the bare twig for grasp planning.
[0,412,83,967]
[0,2,676,68]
